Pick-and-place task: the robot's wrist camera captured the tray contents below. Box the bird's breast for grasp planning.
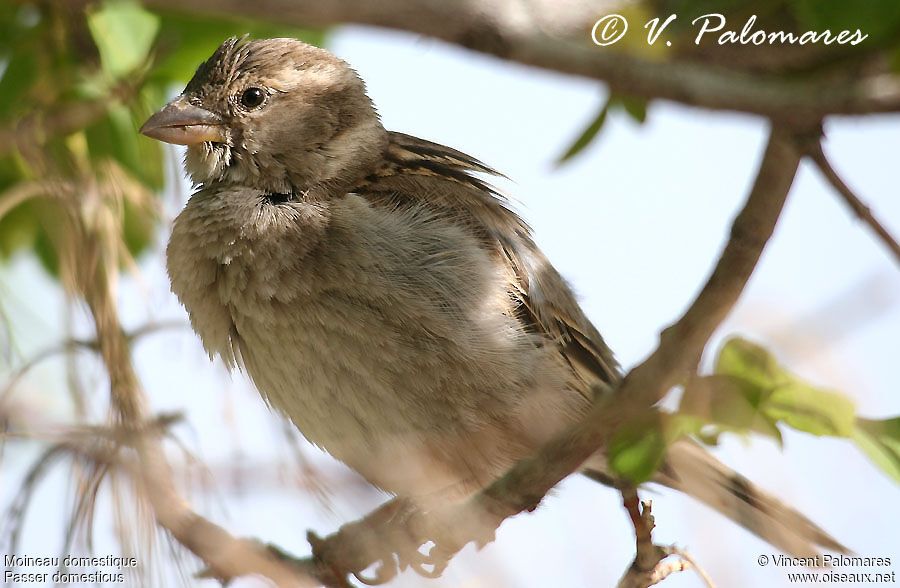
[167,187,582,495]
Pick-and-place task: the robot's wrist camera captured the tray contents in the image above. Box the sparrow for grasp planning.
[141,36,844,558]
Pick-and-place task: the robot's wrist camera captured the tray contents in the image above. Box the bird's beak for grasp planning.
[140,97,227,146]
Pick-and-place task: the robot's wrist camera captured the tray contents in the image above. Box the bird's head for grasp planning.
[141,36,387,195]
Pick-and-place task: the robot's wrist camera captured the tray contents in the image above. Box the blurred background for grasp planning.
[1,2,899,586]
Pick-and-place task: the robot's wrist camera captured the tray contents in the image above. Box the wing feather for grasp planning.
[358,132,620,390]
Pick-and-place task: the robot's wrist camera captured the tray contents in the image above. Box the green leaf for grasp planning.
[557,92,650,165]
[853,417,900,483]
[87,0,160,78]
[714,337,856,438]
[0,196,40,259]
[121,196,155,259]
[0,48,38,118]
[890,46,900,74]
[149,10,328,84]
[557,99,609,164]
[608,414,668,484]
[29,199,65,277]
[680,374,783,441]
[766,381,856,437]
[84,102,164,192]
[791,0,900,45]
[616,94,648,124]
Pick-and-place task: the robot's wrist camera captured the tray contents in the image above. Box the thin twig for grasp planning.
[616,495,680,588]
[0,321,186,405]
[644,558,691,586]
[671,547,717,588]
[806,139,900,268]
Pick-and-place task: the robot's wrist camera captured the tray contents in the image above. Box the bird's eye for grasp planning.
[239,87,266,109]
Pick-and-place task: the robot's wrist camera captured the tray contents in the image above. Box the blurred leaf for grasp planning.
[84,103,163,192]
[665,412,713,444]
[0,1,328,282]
[150,10,327,85]
[609,414,668,484]
[661,0,756,26]
[890,46,900,74]
[620,0,763,44]
[0,197,41,258]
[87,0,160,79]
[30,200,65,276]
[714,337,856,438]
[0,47,38,118]
[618,94,647,124]
[610,4,675,59]
[0,3,41,55]
[853,417,900,483]
[121,194,155,257]
[557,100,609,164]
[557,93,648,165]
[765,378,856,437]
[680,374,783,441]
[791,0,900,44]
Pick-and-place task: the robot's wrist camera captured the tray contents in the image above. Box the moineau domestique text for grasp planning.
[4,554,138,568]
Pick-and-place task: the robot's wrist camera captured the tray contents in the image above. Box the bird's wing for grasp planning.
[360,135,851,558]
[359,132,620,391]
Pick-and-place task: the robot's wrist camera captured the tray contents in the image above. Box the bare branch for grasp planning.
[613,490,715,588]
[805,140,900,268]
[621,490,663,574]
[134,0,900,122]
[615,493,677,588]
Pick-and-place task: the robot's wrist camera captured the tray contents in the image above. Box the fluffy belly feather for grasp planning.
[168,189,589,496]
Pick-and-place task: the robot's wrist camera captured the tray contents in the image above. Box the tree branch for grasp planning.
[135,0,900,122]
[805,139,900,268]
[473,122,804,513]
[614,492,716,588]
[0,321,185,406]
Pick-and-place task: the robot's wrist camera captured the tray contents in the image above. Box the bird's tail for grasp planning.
[586,439,847,558]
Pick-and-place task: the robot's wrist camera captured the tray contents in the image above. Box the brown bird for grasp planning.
[142,36,844,559]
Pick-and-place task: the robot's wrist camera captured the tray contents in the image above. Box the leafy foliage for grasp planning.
[791,0,900,45]
[853,417,900,483]
[0,0,325,277]
[608,413,668,484]
[610,337,900,484]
